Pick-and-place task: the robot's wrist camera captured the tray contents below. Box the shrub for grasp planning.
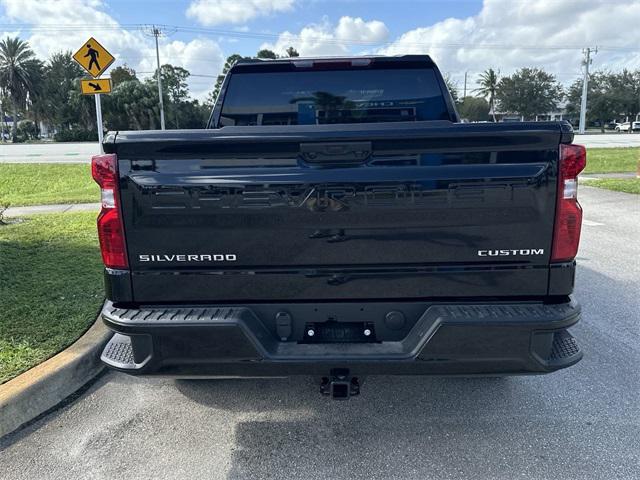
[16,120,38,142]
[53,129,98,142]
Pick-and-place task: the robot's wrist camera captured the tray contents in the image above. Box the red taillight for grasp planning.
[551,144,586,262]
[91,154,128,269]
[96,208,128,268]
[91,153,118,190]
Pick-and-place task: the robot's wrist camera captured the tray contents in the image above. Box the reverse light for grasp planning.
[91,154,128,269]
[551,144,587,262]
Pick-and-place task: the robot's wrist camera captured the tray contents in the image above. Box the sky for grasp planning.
[1,0,639,101]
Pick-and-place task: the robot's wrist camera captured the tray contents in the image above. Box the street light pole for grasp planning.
[578,47,597,135]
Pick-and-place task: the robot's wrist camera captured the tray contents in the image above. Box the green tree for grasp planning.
[608,69,640,126]
[36,52,88,133]
[203,89,217,110]
[110,65,137,86]
[443,74,459,105]
[16,119,37,141]
[474,68,499,121]
[67,87,96,132]
[156,65,189,103]
[172,99,210,129]
[458,96,490,122]
[154,64,190,128]
[565,70,640,131]
[23,57,45,136]
[0,37,43,141]
[256,49,278,59]
[286,46,300,57]
[496,68,563,120]
[103,79,159,130]
[209,53,247,106]
[565,72,617,132]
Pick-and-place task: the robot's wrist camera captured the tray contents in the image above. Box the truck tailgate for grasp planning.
[109,121,565,303]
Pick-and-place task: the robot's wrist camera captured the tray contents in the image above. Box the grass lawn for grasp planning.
[0,163,98,207]
[583,178,640,194]
[584,148,638,174]
[0,212,104,384]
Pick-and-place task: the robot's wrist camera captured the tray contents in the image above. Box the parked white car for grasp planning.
[615,122,640,132]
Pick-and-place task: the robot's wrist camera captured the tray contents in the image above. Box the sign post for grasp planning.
[95,94,104,152]
[73,37,115,153]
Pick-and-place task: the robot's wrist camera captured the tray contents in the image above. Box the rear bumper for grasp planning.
[100,298,582,377]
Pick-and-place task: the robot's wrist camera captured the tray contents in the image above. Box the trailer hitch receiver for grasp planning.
[320,368,360,400]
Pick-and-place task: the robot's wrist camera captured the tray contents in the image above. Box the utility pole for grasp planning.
[578,47,597,135]
[153,27,165,130]
[463,71,468,99]
[142,25,175,130]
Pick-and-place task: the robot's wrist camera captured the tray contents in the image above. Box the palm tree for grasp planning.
[0,37,41,141]
[474,68,499,121]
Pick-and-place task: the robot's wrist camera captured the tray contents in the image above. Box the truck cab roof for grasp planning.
[230,54,436,71]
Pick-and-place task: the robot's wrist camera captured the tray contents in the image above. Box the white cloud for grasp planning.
[2,0,118,29]
[0,0,224,100]
[140,39,224,100]
[186,0,295,26]
[335,16,388,44]
[377,0,640,90]
[260,16,389,57]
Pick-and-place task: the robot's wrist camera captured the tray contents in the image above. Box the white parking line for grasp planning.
[583,219,605,226]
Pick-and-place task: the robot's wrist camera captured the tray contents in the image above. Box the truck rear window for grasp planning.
[219,68,450,126]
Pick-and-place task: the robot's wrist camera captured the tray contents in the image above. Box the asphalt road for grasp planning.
[575,133,640,148]
[0,133,639,164]
[1,186,638,480]
[0,142,100,163]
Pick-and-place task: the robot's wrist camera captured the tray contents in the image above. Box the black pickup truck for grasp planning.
[96,55,585,398]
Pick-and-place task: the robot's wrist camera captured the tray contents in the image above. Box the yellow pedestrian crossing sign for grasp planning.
[73,37,114,78]
[80,78,112,95]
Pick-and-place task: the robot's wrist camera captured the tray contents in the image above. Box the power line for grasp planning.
[1,22,638,52]
[137,71,217,78]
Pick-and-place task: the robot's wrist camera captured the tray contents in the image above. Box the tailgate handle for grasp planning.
[300,142,372,166]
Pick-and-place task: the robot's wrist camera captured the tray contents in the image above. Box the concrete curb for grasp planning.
[0,313,111,438]
[580,172,636,180]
